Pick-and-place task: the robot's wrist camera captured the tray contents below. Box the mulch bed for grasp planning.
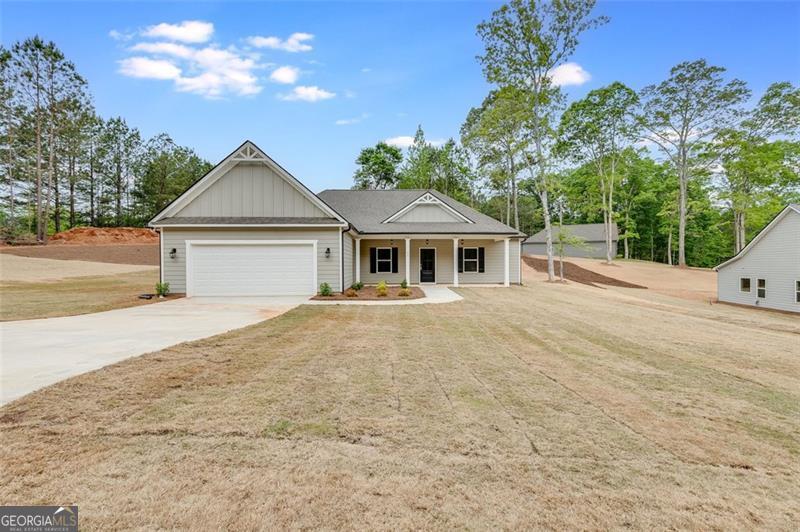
[523,256,646,289]
[0,244,159,265]
[311,286,425,301]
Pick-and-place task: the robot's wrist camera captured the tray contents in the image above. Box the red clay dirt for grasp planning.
[49,227,158,245]
[523,256,646,289]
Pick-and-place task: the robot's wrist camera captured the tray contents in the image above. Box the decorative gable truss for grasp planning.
[149,141,346,225]
[383,192,474,224]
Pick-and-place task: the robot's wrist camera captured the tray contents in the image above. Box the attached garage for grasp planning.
[186,241,317,297]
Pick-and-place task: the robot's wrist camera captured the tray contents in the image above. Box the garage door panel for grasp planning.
[189,243,315,296]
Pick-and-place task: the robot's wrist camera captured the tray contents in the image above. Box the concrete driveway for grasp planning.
[0,296,306,404]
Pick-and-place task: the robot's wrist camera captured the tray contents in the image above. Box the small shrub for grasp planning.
[398,288,411,297]
[319,282,333,296]
[351,281,364,291]
[155,281,170,297]
[376,280,388,297]
[400,279,408,289]
[345,288,358,297]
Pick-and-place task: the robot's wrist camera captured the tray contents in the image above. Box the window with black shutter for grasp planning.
[463,247,478,272]
[370,247,377,273]
[478,247,485,273]
[391,247,399,273]
[376,247,393,273]
[458,247,463,273]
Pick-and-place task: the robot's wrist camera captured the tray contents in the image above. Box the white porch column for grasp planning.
[503,237,510,287]
[453,238,459,287]
[355,238,361,283]
[404,238,411,284]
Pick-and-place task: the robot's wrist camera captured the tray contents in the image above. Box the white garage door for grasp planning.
[188,242,315,296]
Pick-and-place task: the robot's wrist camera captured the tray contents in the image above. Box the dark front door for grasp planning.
[420,248,436,283]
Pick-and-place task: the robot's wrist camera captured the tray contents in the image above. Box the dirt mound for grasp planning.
[49,227,158,245]
[523,256,646,289]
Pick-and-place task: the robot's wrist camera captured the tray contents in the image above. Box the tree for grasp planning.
[557,82,639,263]
[638,59,749,266]
[97,117,141,226]
[712,82,800,252]
[462,86,530,229]
[477,0,608,280]
[352,142,403,190]
[131,134,211,224]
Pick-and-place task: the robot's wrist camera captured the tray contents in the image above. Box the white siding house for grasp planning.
[715,205,800,313]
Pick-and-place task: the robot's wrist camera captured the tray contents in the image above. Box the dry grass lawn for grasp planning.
[1,269,163,321]
[1,280,798,528]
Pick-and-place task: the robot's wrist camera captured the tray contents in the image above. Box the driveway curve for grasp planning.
[0,296,305,404]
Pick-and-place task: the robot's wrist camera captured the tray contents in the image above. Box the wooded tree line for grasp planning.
[352,0,799,270]
[0,37,211,242]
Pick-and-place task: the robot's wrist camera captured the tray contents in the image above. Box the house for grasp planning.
[522,223,618,258]
[148,141,525,297]
[715,204,800,313]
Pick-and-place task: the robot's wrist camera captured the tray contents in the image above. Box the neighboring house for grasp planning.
[149,141,525,297]
[715,204,800,313]
[522,223,618,259]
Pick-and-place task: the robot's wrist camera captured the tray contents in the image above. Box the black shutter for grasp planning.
[478,247,485,273]
[370,247,377,274]
[391,247,399,273]
[458,247,463,273]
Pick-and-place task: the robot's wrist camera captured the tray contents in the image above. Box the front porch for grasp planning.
[352,236,520,287]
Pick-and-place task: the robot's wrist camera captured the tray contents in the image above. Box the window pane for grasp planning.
[377,261,391,273]
[758,279,765,288]
[464,260,478,273]
[740,278,750,291]
[464,248,478,260]
[377,248,391,260]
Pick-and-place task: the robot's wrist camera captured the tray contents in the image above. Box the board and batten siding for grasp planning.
[342,232,354,289]
[161,227,341,293]
[717,210,800,313]
[392,204,462,223]
[357,237,521,285]
[174,162,327,218]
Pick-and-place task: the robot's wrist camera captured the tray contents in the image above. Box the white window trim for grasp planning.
[462,246,479,273]
[376,246,393,274]
[739,277,751,293]
[185,239,318,298]
[757,278,766,299]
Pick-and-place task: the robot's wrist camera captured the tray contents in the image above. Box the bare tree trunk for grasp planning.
[35,106,43,241]
[737,211,746,253]
[678,165,687,266]
[505,180,511,228]
[623,212,630,259]
[558,207,564,281]
[667,229,673,266]
[540,188,555,281]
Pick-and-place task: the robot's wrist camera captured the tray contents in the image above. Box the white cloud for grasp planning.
[361,67,371,73]
[142,20,214,43]
[385,136,415,148]
[548,62,591,87]
[335,113,369,126]
[120,41,261,98]
[131,42,195,59]
[246,32,313,52]
[269,65,300,84]
[118,57,181,80]
[109,29,134,42]
[386,135,446,148]
[279,85,335,102]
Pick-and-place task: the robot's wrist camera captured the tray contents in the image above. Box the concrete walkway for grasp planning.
[0,296,305,404]
[308,285,463,306]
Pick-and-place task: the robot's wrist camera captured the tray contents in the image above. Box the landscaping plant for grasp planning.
[376,280,388,297]
[345,288,358,297]
[155,281,170,298]
[351,282,364,291]
[400,279,408,289]
[398,288,411,297]
[319,282,333,296]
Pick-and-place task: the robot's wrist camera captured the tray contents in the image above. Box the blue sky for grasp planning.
[3,1,799,192]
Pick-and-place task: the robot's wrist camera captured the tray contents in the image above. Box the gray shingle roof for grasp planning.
[524,223,618,243]
[317,189,524,236]
[154,216,342,226]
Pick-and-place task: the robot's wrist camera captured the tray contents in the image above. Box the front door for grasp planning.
[420,248,436,283]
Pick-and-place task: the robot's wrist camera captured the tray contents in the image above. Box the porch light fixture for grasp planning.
[325,247,331,258]
[169,248,177,259]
